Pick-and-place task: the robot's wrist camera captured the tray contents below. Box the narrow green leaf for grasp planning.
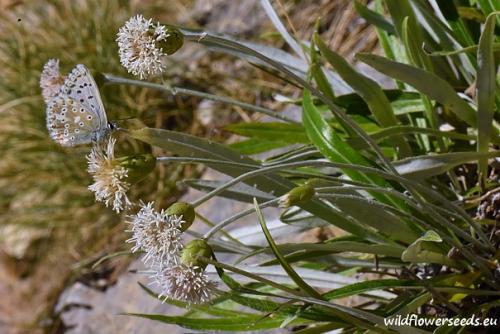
[129,128,400,242]
[424,44,500,56]
[137,282,243,317]
[323,278,500,300]
[241,240,404,263]
[347,125,474,150]
[314,33,412,157]
[225,122,308,143]
[476,12,499,187]
[401,15,441,142]
[393,151,500,179]
[254,198,323,299]
[356,53,478,128]
[309,29,336,101]
[354,0,396,34]
[229,294,338,322]
[229,138,290,154]
[207,260,403,332]
[302,90,405,209]
[126,312,305,331]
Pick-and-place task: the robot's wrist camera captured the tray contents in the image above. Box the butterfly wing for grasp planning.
[59,64,108,140]
[46,95,104,146]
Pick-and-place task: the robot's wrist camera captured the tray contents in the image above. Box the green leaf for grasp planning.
[309,19,337,101]
[393,151,500,179]
[354,0,396,34]
[322,278,500,300]
[229,138,289,154]
[301,89,405,209]
[347,125,474,150]
[424,44,500,56]
[476,12,498,187]
[179,28,352,95]
[225,122,309,143]
[129,128,391,242]
[401,16,441,137]
[313,33,412,157]
[137,282,242,317]
[243,240,404,262]
[229,294,338,322]
[254,198,323,299]
[126,312,306,331]
[356,53,478,128]
[207,260,404,332]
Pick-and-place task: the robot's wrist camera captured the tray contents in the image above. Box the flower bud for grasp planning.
[115,153,156,185]
[180,239,212,270]
[165,202,195,232]
[158,27,184,55]
[278,184,315,208]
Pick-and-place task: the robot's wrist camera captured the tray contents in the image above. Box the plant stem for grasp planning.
[156,156,257,169]
[102,74,299,124]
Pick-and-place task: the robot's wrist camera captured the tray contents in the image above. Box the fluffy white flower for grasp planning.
[152,264,217,304]
[116,15,167,79]
[40,59,65,103]
[87,137,132,213]
[127,202,184,266]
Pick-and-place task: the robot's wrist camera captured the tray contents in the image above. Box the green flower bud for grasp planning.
[115,153,156,185]
[165,202,195,232]
[158,27,184,55]
[279,184,315,208]
[180,239,212,270]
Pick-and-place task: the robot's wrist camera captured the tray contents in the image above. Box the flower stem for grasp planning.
[102,74,299,124]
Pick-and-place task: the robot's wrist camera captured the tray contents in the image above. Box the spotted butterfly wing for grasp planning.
[46,64,109,146]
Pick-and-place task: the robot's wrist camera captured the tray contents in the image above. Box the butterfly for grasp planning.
[46,64,111,147]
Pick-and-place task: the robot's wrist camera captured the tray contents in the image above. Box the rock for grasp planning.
[192,0,265,36]
[55,262,184,334]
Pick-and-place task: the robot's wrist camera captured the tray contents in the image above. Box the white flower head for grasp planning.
[116,15,168,79]
[152,264,217,304]
[40,59,65,104]
[87,137,132,213]
[127,202,184,266]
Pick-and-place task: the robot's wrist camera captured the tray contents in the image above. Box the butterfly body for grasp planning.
[46,64,109,146]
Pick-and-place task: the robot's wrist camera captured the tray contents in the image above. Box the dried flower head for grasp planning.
[127,202,184,266]
[40,59,65,104]
[87,137,132,213]
[116,15,168,79]
[153,264,217,304]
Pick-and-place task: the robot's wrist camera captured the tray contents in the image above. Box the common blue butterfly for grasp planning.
[46,64,110,146]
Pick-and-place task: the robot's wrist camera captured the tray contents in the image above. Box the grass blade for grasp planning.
[254,198,323,299]
[356,53,479,129]
[314,33,412,157]
[302,89,406,209]
[476,12,499,188]
[393,151,500,179]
